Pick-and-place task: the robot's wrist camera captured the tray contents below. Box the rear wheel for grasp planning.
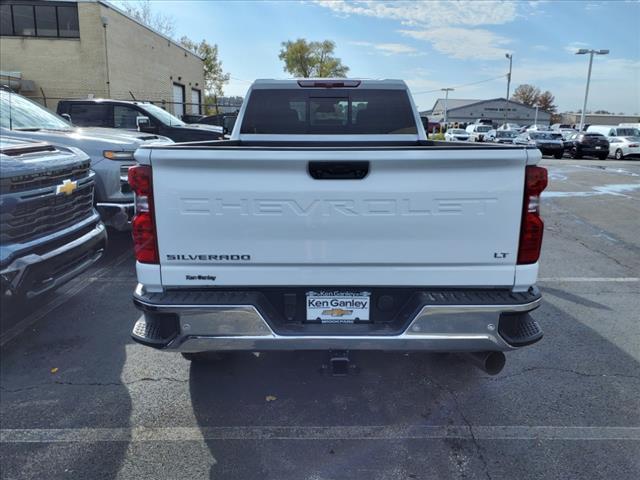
[571,148,582,159]
[554,152,563,159]
[615,149,624,160]
[598,153,609,160]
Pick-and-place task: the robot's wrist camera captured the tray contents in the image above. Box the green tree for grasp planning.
[512,84,541,107]
[537,90,557,113]
[279,39,349,77]
[179,37,230,99]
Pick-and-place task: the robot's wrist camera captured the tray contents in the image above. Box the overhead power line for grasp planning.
[411,74,508,95]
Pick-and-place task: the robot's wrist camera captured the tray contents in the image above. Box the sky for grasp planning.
[118,0,640,113]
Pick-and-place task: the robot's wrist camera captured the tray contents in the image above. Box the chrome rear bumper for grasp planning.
[132,285,543,353]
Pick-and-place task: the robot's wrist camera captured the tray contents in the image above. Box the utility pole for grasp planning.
[441,88,454,128]
[504,53,513,124]
[534,105,539,125]
[576,48,609,131]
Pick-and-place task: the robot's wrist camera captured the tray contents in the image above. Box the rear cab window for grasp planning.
[68,103,112,127]
[240,88,418,135]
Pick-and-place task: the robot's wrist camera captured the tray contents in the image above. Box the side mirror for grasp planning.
[61,113,72,124]
[136,116,155,133]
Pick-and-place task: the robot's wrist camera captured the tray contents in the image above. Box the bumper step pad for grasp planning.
[131,314,178,347]
[498,313,543,347]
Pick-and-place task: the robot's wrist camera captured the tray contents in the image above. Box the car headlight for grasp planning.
[103,150,135,160]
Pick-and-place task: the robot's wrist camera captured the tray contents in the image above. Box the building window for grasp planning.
[35,5,57,37]
[190,88,201,115]
[1,2,80,38]
[12,5,36,36]
[0,5,13,36]
[173,83,185,119]
[57,5,79,37]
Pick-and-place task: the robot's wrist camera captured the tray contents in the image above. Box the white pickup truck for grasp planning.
[129,79,547,375]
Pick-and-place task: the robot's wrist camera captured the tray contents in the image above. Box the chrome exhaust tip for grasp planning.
[464,351,506,376]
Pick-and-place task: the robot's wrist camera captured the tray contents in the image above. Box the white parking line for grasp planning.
[1,425,639,443]
[539,277,639,282]
[0,250,133,348]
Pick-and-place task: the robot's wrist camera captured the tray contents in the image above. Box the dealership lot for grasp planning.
[1,159,639,480]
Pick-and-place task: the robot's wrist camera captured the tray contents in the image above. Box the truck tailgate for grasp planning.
[150,147,527,287]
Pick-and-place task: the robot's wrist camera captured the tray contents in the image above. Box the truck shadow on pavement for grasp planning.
[188,298,640,480]
[0,231,135,480]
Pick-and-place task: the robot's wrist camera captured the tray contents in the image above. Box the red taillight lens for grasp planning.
[128,165,152,195]
[132,213,159,263]
[518,166,548,264]
[128,165,158,264]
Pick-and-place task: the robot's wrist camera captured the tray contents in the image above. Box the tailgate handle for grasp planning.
[308,161,369,180]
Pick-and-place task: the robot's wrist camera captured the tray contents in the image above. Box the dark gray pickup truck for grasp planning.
[0,138,107,299]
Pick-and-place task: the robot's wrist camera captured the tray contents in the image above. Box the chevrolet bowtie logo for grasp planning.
[56,179,78,196]
[322,308,353,317]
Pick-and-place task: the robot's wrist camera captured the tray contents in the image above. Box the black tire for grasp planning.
[571,148,582,159]
[598,154,608,160]
[615,149,624,160]
[554,152,563,159]
[181,351,230,362]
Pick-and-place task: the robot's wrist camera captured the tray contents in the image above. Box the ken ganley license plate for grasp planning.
[306,291,371,323]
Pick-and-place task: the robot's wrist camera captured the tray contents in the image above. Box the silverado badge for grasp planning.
[321,308,353,317]
[56,179,78,196]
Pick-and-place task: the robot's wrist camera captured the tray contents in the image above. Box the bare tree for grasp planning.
[537,91,557,113]
[121,0,175,38]
[512,84,540,107]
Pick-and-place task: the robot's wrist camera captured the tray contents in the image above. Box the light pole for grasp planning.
[441,87,454,128]
[576,48,609,131]
[504,53,513,124]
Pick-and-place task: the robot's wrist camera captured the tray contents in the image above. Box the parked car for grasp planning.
[608,136,640,160]
[514,131,565,158]
[563,132,610,159]
[586,125,640,138]
[181,114,206,124]
[1,138,107,300]
[0,89,172,230]
[558,128,578,140]
[129,78,547,375]
[57,99,224,142]
[550,123,573,131]
[465,124,492,142]
[444,128,469,141]
[524,125,547,132]
[497,123,520,131]
[197,113,238,135]
[491,130,518,144]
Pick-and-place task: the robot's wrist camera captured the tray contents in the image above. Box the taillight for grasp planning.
[128,165,159,264]
[518,166,548,264]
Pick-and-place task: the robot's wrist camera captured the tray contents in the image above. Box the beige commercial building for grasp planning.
[0,0,205,117]
[560,112,640,127]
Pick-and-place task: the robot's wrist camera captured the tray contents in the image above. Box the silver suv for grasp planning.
[0,90,172,230]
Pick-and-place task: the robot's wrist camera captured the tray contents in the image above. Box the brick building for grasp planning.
[0,0,204,117]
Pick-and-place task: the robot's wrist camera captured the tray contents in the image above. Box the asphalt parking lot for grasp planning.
[1,158,639,480]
